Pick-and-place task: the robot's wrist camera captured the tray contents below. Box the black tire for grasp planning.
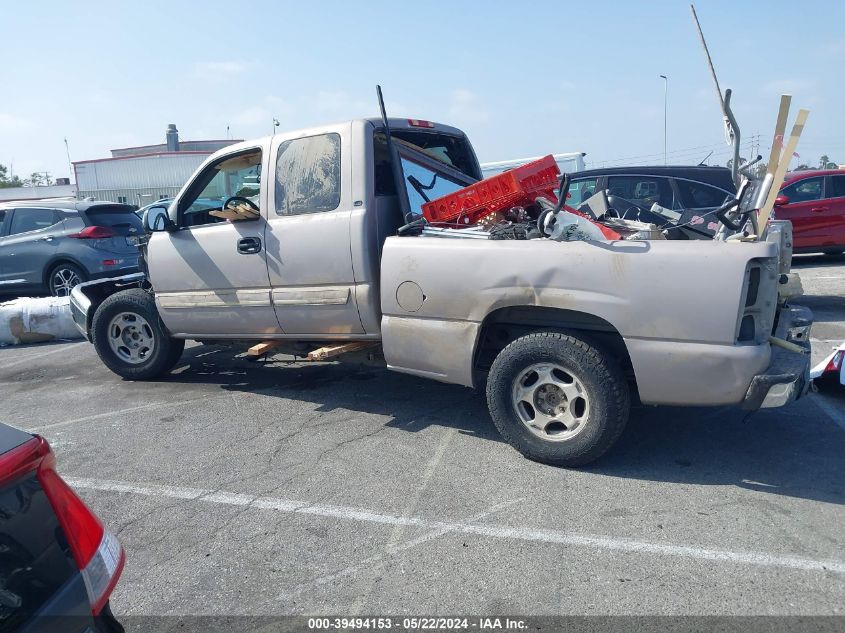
[486,331,629,467]
[48,262,87,297]
[92,288,185,380]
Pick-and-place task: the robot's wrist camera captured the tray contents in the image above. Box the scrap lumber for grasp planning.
[246,340,284,358]
[210,203,260,221]
[307,341,377,361]
[759,108,809,228]
[766,94,792,177]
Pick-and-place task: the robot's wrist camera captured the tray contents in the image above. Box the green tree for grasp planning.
[0,164,23,188]
[24,172,53,187]
[819,154,838,169]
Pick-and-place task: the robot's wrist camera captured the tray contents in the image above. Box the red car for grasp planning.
[773,169,845,254]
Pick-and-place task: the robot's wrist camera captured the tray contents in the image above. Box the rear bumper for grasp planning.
[742,304,813,410]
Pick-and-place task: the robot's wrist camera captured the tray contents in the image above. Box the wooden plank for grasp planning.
[759,108,809,229]
[246,340,284,358]
[766,94,792,177]
[307,341,377,361]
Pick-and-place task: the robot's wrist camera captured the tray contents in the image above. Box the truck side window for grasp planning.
[179,149,262,228]
[275,133,341,215]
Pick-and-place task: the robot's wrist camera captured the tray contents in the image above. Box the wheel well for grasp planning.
[43,258,85,287]
[473,306,637,393]
[80,280,150,337]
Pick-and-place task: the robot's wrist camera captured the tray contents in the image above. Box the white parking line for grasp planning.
[64,476,845,575]
[29,395,227,433]
[1,342,84,370]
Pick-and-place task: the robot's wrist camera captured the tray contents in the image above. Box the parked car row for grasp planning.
[568,165,845,252]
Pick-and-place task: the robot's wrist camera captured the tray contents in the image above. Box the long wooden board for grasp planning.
[307,341,377,361]
[766,94,792,177]
[760,108,809,228]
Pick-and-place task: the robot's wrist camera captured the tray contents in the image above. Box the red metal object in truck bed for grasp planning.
[422,155,560,225]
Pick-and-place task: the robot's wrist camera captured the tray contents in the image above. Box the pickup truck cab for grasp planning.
[70,117,813,467]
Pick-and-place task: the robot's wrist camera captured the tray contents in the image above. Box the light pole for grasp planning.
[660,75,668,165]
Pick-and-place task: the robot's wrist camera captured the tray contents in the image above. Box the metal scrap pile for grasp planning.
[418,155,663,242]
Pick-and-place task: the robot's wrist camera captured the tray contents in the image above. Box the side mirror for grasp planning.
[774,194,790,207]
[143,205,173,232]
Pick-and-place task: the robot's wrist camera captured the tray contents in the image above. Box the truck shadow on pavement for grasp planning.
[170,345,845,506]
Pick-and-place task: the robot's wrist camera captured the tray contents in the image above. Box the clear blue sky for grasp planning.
[2,0,843,181]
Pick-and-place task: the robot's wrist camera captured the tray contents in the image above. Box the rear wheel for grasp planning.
[92,289,184,380]
[48,262,86,297]
[486,331,629,467]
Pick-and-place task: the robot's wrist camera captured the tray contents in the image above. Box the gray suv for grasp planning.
[0,200,142,296]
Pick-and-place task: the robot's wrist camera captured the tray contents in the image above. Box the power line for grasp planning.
[597,140,756,168]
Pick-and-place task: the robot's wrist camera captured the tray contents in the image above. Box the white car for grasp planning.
[811,342,845,389]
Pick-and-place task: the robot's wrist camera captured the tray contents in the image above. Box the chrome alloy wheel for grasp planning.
[51,267,81,296]
[107,312,156,364]
[511,363,590,441]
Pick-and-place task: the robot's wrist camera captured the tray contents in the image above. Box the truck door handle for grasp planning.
[237,237,262,254]
[811,206,829,213]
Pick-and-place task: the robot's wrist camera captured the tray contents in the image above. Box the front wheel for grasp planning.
[92,289,185,380]
[486,331,629,467]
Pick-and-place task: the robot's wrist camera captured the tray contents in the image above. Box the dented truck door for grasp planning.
[264,123,365,335]
[146,146,282,337]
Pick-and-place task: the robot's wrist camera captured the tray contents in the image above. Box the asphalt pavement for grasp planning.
[0,256,842,617]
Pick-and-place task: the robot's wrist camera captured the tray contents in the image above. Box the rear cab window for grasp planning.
[374,128,480,197]
[275,133,341,215]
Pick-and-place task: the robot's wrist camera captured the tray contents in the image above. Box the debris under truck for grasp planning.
[69,115,812,467]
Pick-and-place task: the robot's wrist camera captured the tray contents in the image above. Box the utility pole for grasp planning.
[64,138,73,183]
[660,75,668,165]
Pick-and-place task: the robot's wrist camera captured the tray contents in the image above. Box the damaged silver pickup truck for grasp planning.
[69,116,812,467]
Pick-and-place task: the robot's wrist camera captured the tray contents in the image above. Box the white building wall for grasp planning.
[0,184,77,203]
[75,153,209,204]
